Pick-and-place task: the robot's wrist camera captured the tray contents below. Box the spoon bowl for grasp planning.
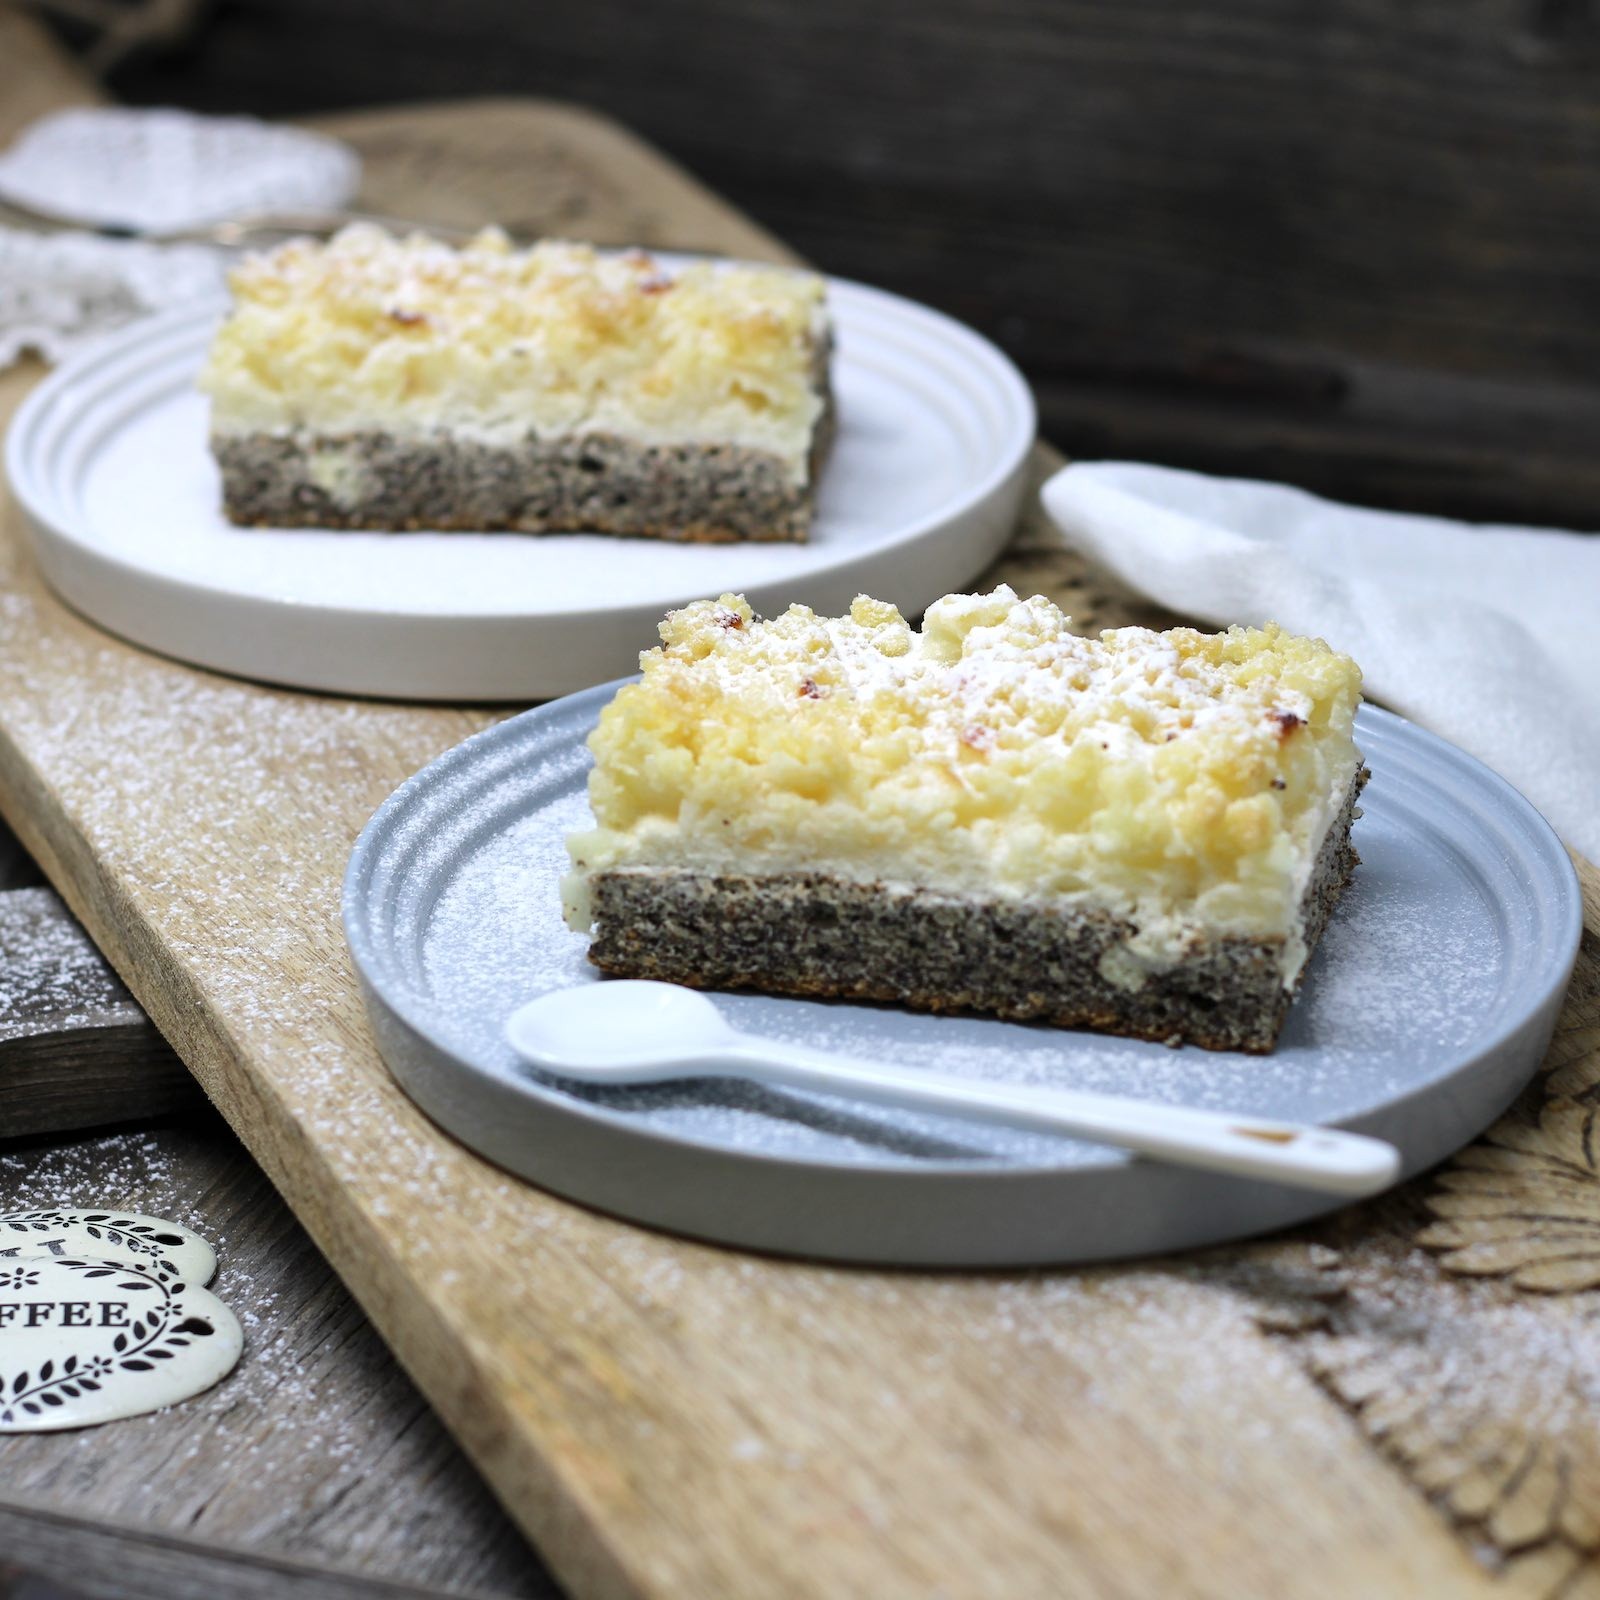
[506,980,739,1079]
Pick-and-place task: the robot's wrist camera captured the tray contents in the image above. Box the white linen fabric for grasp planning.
[1041,461,1600,863]
[0,225,225,369]
[0,107,359,234]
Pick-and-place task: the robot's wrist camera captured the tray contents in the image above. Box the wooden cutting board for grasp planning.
[2,55,1598,1600]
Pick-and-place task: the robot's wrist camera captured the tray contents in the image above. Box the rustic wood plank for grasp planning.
[0,29,189,1143]
[0,11,101,143]
[0,93,1549,1600]
[307,99,795,264]
[0,886,200,1138]
[0,1113,557,1599]
[98,0,1600,526]
[0,1501,515,1600]
[0,32,544,1587]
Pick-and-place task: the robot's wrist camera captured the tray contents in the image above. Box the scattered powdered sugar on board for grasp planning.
[0,886,132,1034]
[414,730,1504,1171]
[0,1127,201,1230]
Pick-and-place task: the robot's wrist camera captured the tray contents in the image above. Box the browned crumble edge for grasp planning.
[584,766,1368,1054]
[212,347,835,543]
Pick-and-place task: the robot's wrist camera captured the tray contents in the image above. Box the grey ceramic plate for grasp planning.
[344,687,1582,1267]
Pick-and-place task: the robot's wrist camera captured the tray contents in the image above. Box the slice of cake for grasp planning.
[198,225,833,542]
[562,587,1367,1053]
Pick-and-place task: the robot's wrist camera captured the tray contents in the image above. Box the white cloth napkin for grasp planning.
[0,225,227,369]
[0,106,361,371]
[1040,462,1600,864]
[0,107,359,234]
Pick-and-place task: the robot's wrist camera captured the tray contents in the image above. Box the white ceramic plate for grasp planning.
[344,690,1582,1267]
[5,274,1034,700]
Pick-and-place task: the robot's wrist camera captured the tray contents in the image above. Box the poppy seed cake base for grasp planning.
[212,424,830,542]
[585,769,1366,1054]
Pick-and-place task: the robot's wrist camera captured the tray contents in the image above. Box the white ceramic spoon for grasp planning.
[505,981,1400,1197]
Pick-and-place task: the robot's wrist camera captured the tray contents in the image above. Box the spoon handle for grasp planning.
[717,1042,1399,1196]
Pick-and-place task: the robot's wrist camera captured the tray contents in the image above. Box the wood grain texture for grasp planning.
[0,1500,519,1600]
[99,0,1600,525]
[1,90,1585,1600]
[0,886,199,1139]
[306,99,795,264]
[0,1114,556,1599]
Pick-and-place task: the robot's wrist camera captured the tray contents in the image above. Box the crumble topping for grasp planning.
[564,587,1364,972]
[199,225,829,474]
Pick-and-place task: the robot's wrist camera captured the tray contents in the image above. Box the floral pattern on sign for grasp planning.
[4,1212,169,1260]
[0,1255,241,1431]
[0,1209,215,1285]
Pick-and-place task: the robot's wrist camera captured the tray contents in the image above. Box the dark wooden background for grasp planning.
[85,0,1600,527]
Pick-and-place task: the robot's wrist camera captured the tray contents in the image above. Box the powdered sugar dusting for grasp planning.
[0,1128,205,1232]
[672,585,1330,763]
[0,603,497,1233]
[0,886,133,1035]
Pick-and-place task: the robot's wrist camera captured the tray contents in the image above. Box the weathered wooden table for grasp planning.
[2,15,1599,1599]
